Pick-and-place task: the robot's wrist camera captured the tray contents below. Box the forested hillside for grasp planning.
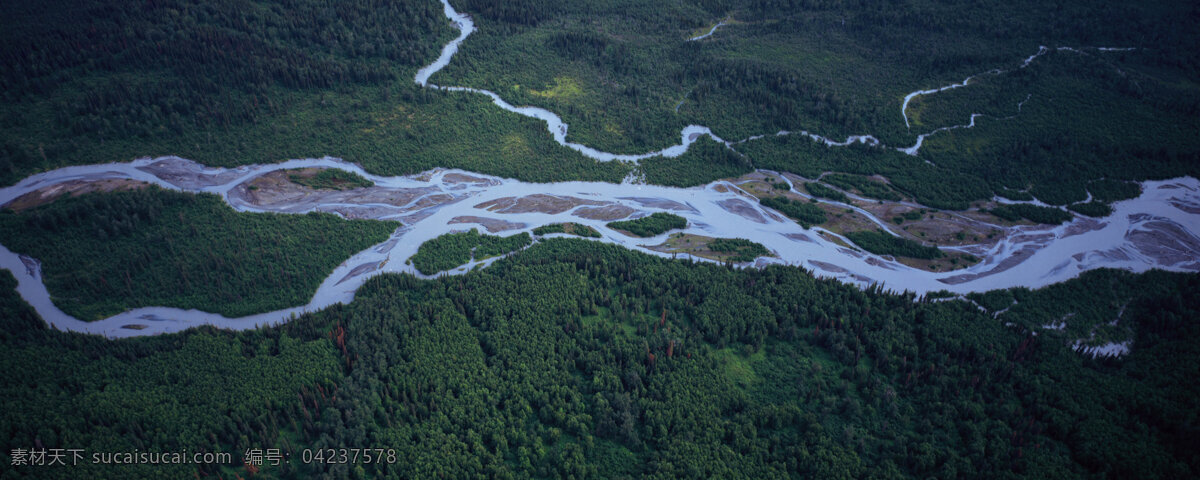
[2,241,1197,478]
[0,270,345,479]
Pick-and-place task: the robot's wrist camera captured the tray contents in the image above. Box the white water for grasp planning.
[2,156,1198,338]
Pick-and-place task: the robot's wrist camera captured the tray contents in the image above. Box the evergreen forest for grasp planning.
[608,213,689,238]
[844,230,944,260]
[759,196,827,228]
[0,187,397,320]
[2,240,1197,478]
[410,230,533,275]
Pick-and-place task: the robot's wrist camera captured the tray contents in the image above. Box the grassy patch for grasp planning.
[529,76,586,101]
[714,347,763,389]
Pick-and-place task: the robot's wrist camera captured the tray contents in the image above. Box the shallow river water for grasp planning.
[1,156,1197,338]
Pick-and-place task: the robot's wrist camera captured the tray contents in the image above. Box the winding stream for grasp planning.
[689,19,729,41]
[415,0,729,164]
[0,1,1193,338]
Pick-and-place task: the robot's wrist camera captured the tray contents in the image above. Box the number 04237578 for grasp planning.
[300,448,398,464]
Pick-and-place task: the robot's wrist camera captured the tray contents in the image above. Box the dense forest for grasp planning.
[638,137,752,188]
[0,270,345,479]
[1067,201,1112,218]
[287,169,374,191]
[987,204,1073,225]
[607,212,688,237]
[409,230,533,275]
[844,230,944,260]
[804,182,850,203]
[2,240,1197,478]
[533,222,602,238]
[0,187,397,320]
[759,196,826,228]
[708,237,771,262]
